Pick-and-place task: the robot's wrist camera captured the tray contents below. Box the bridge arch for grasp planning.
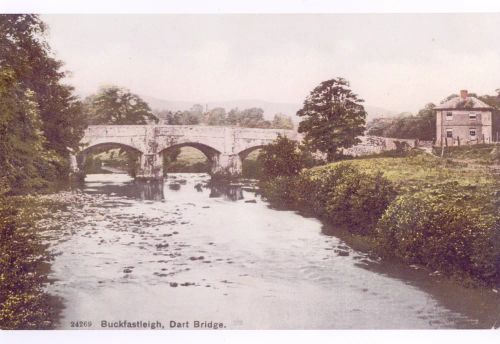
[159,142,221,161]
[237,145,266,160]
[80,141,144,155]
[77,142,144,177]
[159,142,222,175]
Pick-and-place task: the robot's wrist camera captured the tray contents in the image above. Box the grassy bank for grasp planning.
[260,150,500,286]
[432,144,500,165]
[0,195,61,329]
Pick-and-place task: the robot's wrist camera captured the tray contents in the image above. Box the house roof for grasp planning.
[435,95,493,110]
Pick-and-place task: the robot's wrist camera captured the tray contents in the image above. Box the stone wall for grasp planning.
[342,136,433,157]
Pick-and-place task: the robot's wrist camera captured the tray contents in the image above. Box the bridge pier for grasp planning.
[136,153,163,181]
[211,153,243,178]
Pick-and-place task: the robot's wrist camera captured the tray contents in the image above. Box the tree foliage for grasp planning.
[271,113,294,130]
[0,70,61,193]
[0,14,86,158]
[297,78,366,161]
[257,135,312,180]
[84,86,158,125]
[155,106,294,129]
[367,103,436,140]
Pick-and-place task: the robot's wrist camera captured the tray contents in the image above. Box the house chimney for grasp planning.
[460,89,468,99]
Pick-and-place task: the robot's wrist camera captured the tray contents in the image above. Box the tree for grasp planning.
[226,108,241,126]
[258,135,307,179]
[84,86,158,125]
[0,14,86,170]
[0,69,60,193]
[297,77,366,161]
[239,108,270,128]
[367,103,436,141]
[271,113,294,129]
[206,107,227,126]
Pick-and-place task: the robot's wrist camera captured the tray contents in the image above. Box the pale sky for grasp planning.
[42,14,500,113]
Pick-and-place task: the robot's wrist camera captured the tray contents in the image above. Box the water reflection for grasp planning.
[82,173,248,202]
[83,179,165,201]
[207,182,244,201]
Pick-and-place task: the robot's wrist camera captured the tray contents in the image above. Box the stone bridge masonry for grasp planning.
[74,125,299,180]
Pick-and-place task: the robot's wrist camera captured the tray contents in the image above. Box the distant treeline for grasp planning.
[155,105,295,129]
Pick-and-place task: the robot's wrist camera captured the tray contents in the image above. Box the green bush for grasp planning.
[261,163,396,234]
[241,158,263,179]
[375,184,500,285]
[259,176,298,207]
[258,135,310,180]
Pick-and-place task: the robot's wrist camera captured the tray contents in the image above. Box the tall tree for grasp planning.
[297,77,366,161]
[84,86,158,125]
[0,14,86,159]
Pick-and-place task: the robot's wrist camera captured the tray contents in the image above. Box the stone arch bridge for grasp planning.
[74,125,299,179]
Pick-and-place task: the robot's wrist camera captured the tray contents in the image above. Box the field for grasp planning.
[330,150,498,194]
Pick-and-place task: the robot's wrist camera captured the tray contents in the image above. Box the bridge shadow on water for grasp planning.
[78,174,248,202]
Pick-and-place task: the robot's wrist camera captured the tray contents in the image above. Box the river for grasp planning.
[39,173,500,329]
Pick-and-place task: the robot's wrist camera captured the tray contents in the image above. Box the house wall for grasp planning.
[435,110,493,145]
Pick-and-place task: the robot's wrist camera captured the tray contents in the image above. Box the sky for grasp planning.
[42,14,500,113]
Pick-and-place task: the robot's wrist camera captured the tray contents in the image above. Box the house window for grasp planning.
[469,113,477,121]
[469,128,477,138]
[446,129,453,138]
[445,112,453,121]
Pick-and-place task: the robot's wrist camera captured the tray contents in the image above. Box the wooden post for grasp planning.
[457,136,460,146]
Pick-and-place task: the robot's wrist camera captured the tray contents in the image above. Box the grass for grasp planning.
[314,150,497,195]
[432,144,500,165]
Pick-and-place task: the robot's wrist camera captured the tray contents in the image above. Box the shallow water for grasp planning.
[41,173,500,329]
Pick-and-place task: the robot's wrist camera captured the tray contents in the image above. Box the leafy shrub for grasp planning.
[261,163,396,234]
[259,176,298,208]
[241,158,263,179]
[258,135,310,180]
[375,184,500,285]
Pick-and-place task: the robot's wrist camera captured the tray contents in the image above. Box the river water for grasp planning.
[40,173,500,329]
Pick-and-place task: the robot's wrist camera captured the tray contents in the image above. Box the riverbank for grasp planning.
[0,195,63,329]
[259,150,500,288]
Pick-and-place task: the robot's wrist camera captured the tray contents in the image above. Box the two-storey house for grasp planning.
[435,90,494,146]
